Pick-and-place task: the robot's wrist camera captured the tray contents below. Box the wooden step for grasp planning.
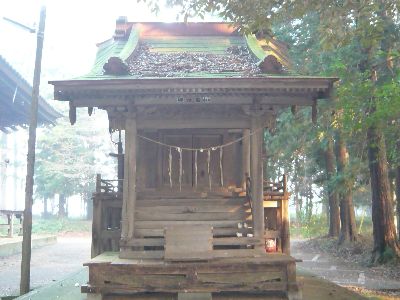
[135,220,245,229]
[136,198,247,207]
[134,227,252,238]
[123,236,262,248]
[135,211,249,221]
[119,248,266,260]
[136,204,247,214]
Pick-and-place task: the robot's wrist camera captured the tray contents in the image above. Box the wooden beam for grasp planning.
[69,94,315,108]
[136,118,251,129]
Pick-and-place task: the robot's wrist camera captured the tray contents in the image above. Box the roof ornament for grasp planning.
[103,57,129,76]
[258,55,283,74]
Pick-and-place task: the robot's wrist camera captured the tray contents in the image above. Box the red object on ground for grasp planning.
[265,239,276,252]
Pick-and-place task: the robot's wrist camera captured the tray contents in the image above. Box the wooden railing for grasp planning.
[263,175,288,201]
[264,174,287,194]
[96,174,123,194]
[92,174,123,258]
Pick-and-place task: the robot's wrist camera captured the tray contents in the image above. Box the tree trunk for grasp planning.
[367,125,400,261]
[58,194,66,218]
[326,137,340,237]
[293,158,301,225]
[396,165,400,241]
[335,132,357,243]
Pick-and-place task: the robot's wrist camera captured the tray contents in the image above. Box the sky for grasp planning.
[0,0,220,84]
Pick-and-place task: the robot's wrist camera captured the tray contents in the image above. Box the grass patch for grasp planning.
[31,217,91,235]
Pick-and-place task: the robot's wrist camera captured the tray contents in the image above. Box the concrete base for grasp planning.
[0,235,57,257]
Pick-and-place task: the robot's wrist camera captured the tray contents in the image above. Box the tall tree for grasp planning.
[335,132,357,243]
[35,117,98,218]
[325,136,340,237]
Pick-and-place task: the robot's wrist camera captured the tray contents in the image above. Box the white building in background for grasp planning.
[0,55,60,213]
[0,130,27,211]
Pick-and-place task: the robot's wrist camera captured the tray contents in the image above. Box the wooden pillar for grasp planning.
[242,129,251,189]
[117,131,124,193]
[8,213,14,238]
[120,115,137,245]
[250,116,264,243]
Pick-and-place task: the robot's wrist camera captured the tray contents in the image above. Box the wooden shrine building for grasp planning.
[50,19,336,300]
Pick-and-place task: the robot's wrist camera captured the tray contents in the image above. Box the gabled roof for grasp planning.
[0,55,60,132]
[50,19,337,109]
[79,19,293,80]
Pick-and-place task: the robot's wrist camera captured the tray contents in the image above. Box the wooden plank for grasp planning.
[119,248,267,260]
[164,225,213,261]
[120,250,164,259]
[134,227,252,237]
[137,118,251,130]
[125,238,164,247]
[135,211,247,221]
[84,281,287,294]
[197,271,283,284]
[263,201,278,208]
[101,229,121,239]
[136,204,245,213]
[136,197,246,206]
[135,220,243,229]
[178,293,211,300]
[213,237,262,246]
[124,237,268,247]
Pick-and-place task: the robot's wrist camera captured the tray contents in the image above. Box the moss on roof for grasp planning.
[78,22,293,80]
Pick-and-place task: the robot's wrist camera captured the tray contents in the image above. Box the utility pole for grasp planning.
[20,6,46,295]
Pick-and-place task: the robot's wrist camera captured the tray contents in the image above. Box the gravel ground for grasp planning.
[292,239,400,299]
[0,235,90,297]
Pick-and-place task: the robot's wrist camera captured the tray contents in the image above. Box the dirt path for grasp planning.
[0,236,90,297]
[292,239,400,297]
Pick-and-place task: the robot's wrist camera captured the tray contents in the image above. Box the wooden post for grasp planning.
[120,113,137,247]
[281,196,290,255]
[9,213,14,238]
[91,196,102,258]
[242,129,251,190]
[250,115,264,245]
[20,6,46,295]
[117,130,124,193]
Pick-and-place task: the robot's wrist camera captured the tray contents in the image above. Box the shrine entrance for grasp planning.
[161,132,223,191]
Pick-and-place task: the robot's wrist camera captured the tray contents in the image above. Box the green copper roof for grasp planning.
[77,22,293,80]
